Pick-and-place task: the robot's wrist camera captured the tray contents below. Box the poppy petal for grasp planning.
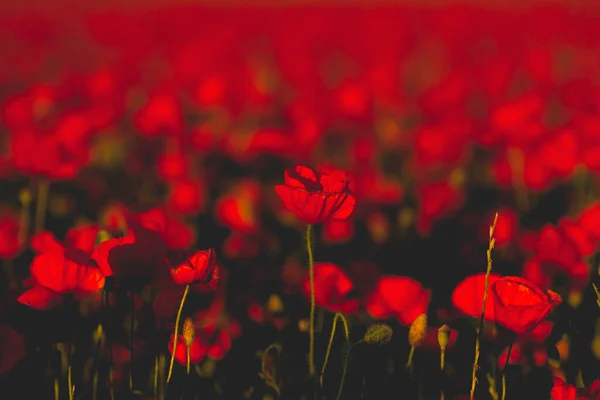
[18,286,63,310]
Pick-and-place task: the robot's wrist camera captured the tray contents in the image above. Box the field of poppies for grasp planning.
[1,2,600,400]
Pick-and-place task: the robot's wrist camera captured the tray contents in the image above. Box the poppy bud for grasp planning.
[438,324,450,350]
[183,318,195,347]
[364,323,393,345]
[19,189,32,206]
[409,314,427,347]
[267,294,284,314]
[92,324,105,346]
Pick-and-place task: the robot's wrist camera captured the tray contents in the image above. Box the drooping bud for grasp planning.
[408,314,427,347]
[364,323,393,345]
[183,318,195,347]
[438,324,450,350]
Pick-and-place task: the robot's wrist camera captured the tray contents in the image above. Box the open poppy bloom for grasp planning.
[32,224,99,256]
[451,273,502,321]
[491,276,562,335]
[18,251,105,310]
[168,334,206,365]
[301,262,359,315]
[275,165,355,225]
[170,249,220,289]
[91,220,169,288]
[366,276,430,325]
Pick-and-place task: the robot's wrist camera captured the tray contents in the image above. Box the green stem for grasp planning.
[336,342,359,400]
[306,224,316,376]
[129,292,135,391]
[321,313,350,387]
[67,342,73,400]
[501,341,514,400]
[154,355,159,399]
[186,346,191,375]
[167,285,190,383]
[35,179,49,233]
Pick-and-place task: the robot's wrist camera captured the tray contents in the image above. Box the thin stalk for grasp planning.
[306,224,316,376]
[154,355,159,399]
[501,341,514,400]
[470,212,498,400]
[35,179,49,233]
[321,313,350,387]
[336,340,363,400]
[129,291,135,391]
[167,284,190,383]
[67,342,73,400]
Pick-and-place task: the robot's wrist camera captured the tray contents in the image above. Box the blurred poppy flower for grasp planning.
[215,180,261,234]
[491,276,562,335]
[137,208,195,250]
[415,180,463,235]
[322,219,354,244]
[366,276,430,325]
[551,377,577,400]
[275,165,355,225]
[166,179,206,216]
[452,273,502,321]
[91,221,168,288]
[32,224,99,256]
[302,263,359,315]
[170,249,220,290]
[168,334,205,365]
[18,251,105,310]
[0,324,26,374]
[0,212,22,259]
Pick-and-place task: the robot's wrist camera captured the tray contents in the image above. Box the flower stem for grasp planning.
[470,212,498,400]
[336,342,357,400]
[186,346,191,375]
[306,224,316,376]
[501,341,513,400]
[129,291,135,391]
[35,179,49,233]
[154,355,159,399]
[167,284,190,383]
[54,378,59,400]
[321,313,350,387]
[67,342,73,400]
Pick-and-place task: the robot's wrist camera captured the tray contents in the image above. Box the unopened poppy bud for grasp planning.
[183,318,195,347]
[96,230,111,246]
[92,324,105,346]
[364,323,393,345]
[19,189,32,206]
[438,325,450,350]
[267,294,284,314]
[408,314,427,347]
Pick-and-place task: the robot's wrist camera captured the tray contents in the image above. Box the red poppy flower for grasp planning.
[452,273,502,321]
[0,212,22,259]
[166,179,206,216]
[215,180,261,234]
[170,249,220,289]
[551,377,577,400]
[302,263,359,315]
[18,251,105,310]
[275,165,355,225]
[322,219,354,244]
[491,276,562,335]
[91,221,168,286]
[366,276,431,325]
[32,224,99,256]
[137,208,195,250]
[168,334,206,365]
[0,324,26,374]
